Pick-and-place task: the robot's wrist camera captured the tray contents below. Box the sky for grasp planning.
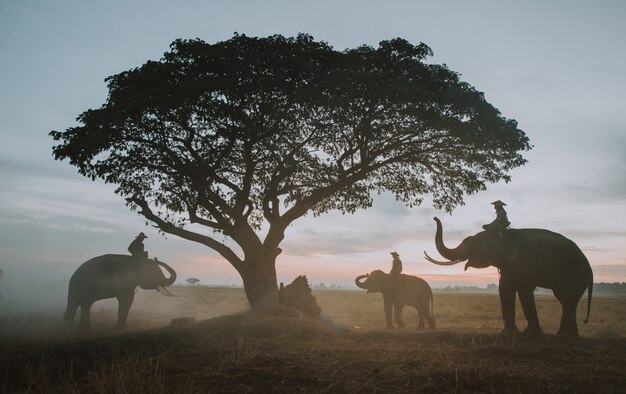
[1,1,625,310]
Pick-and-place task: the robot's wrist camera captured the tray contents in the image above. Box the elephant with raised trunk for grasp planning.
[425,217,593,338]
[355,270,435,329]
[64,255,177,328]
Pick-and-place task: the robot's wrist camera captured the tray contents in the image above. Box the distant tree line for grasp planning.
[313,283,342,290]
[593,282,626,294]
[434,283,626,294]
[435,285,492,293]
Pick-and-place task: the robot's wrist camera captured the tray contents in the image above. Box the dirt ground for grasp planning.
[0,287,625,392]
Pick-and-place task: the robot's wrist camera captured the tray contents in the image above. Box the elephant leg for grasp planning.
[426,300,436,330]
[557,300,579,339]
[415,307,424,329]
[394,304,405,329]
[116,292,135,329]
[428,313,436,330]
[413,305,427,329]
[384,298,393,329]
[498,276,519,335]
[420,299,436,329]
[417,304,436,330]
[79,301,93,328]
[63,299,80,327]
[517,288,543,336]
[553,290,580,339]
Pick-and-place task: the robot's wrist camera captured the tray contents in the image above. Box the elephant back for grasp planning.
[74,254,135,274]
[69,254,138,288]
[400,274,433,305]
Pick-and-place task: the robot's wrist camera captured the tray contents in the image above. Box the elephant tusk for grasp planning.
[424,251,464,266]
[157,286,177,297]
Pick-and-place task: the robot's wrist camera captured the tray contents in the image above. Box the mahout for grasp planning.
[425,217,593,338]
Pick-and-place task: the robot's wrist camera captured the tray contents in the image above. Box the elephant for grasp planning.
[355,270,435,329]
[64,254,177,328]
[424,217,593,338]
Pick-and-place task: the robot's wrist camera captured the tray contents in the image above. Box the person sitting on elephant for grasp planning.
[482,201,516,260]
[390,251,403,277]
[390,251,404,290]
[482,200,510,234]
[128,232,149,260]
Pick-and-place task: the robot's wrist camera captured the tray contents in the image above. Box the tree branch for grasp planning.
[130,197,244,271]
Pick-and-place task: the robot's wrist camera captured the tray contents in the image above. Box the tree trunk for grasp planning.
[240,253,279,310]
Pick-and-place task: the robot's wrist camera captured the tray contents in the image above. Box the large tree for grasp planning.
[51,34,530,309]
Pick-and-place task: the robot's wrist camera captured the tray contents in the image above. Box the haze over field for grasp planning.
[1,1,625,311]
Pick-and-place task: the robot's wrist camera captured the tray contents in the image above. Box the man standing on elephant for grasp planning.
[128,232,149,260]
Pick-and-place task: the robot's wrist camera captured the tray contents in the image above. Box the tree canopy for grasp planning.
[51,33,530,308]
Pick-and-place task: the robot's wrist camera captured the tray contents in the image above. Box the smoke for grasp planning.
[0,263,68,315]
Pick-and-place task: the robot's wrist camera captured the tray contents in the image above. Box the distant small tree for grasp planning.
[50,34,530,310]
[186,278,200,286]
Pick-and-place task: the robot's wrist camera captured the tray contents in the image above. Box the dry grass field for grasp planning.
[1,287,625,393]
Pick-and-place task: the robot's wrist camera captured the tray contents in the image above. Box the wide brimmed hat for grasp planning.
[491,200,507,206]
[137,232,148,239]
[390,251,400,257]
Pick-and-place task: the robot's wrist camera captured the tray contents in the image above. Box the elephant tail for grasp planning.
[584,275,593,324]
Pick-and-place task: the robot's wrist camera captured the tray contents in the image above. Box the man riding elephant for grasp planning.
[390,251,403,277]
[128,232,149,259]
[482,200,510,234]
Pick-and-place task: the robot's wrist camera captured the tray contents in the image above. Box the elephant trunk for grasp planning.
[355,274,369,289]
[434,217,464,260]
[424,217,465,266]
[156,260,177,287]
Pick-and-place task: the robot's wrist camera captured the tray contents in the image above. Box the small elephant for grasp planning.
[64,254,177,328]
[355,270,435,329]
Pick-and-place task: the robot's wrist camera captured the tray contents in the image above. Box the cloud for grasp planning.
[0,155,69,182]
[545,132,626,204]
[281,196,444,256]
[600,133,626,201]
[283,227,407,256]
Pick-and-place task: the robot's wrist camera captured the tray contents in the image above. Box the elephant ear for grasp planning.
[137,260,164,290]
[382,274,394,291]
[361,270,390,293]
[495,230,519,268]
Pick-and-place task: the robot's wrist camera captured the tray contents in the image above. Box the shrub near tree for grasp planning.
[50,34,530,310]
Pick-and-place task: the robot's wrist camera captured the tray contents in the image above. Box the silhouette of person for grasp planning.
[483,201,517,261]
[128,232,149,260]
[390,251,403,277]
[482,200,510,234]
